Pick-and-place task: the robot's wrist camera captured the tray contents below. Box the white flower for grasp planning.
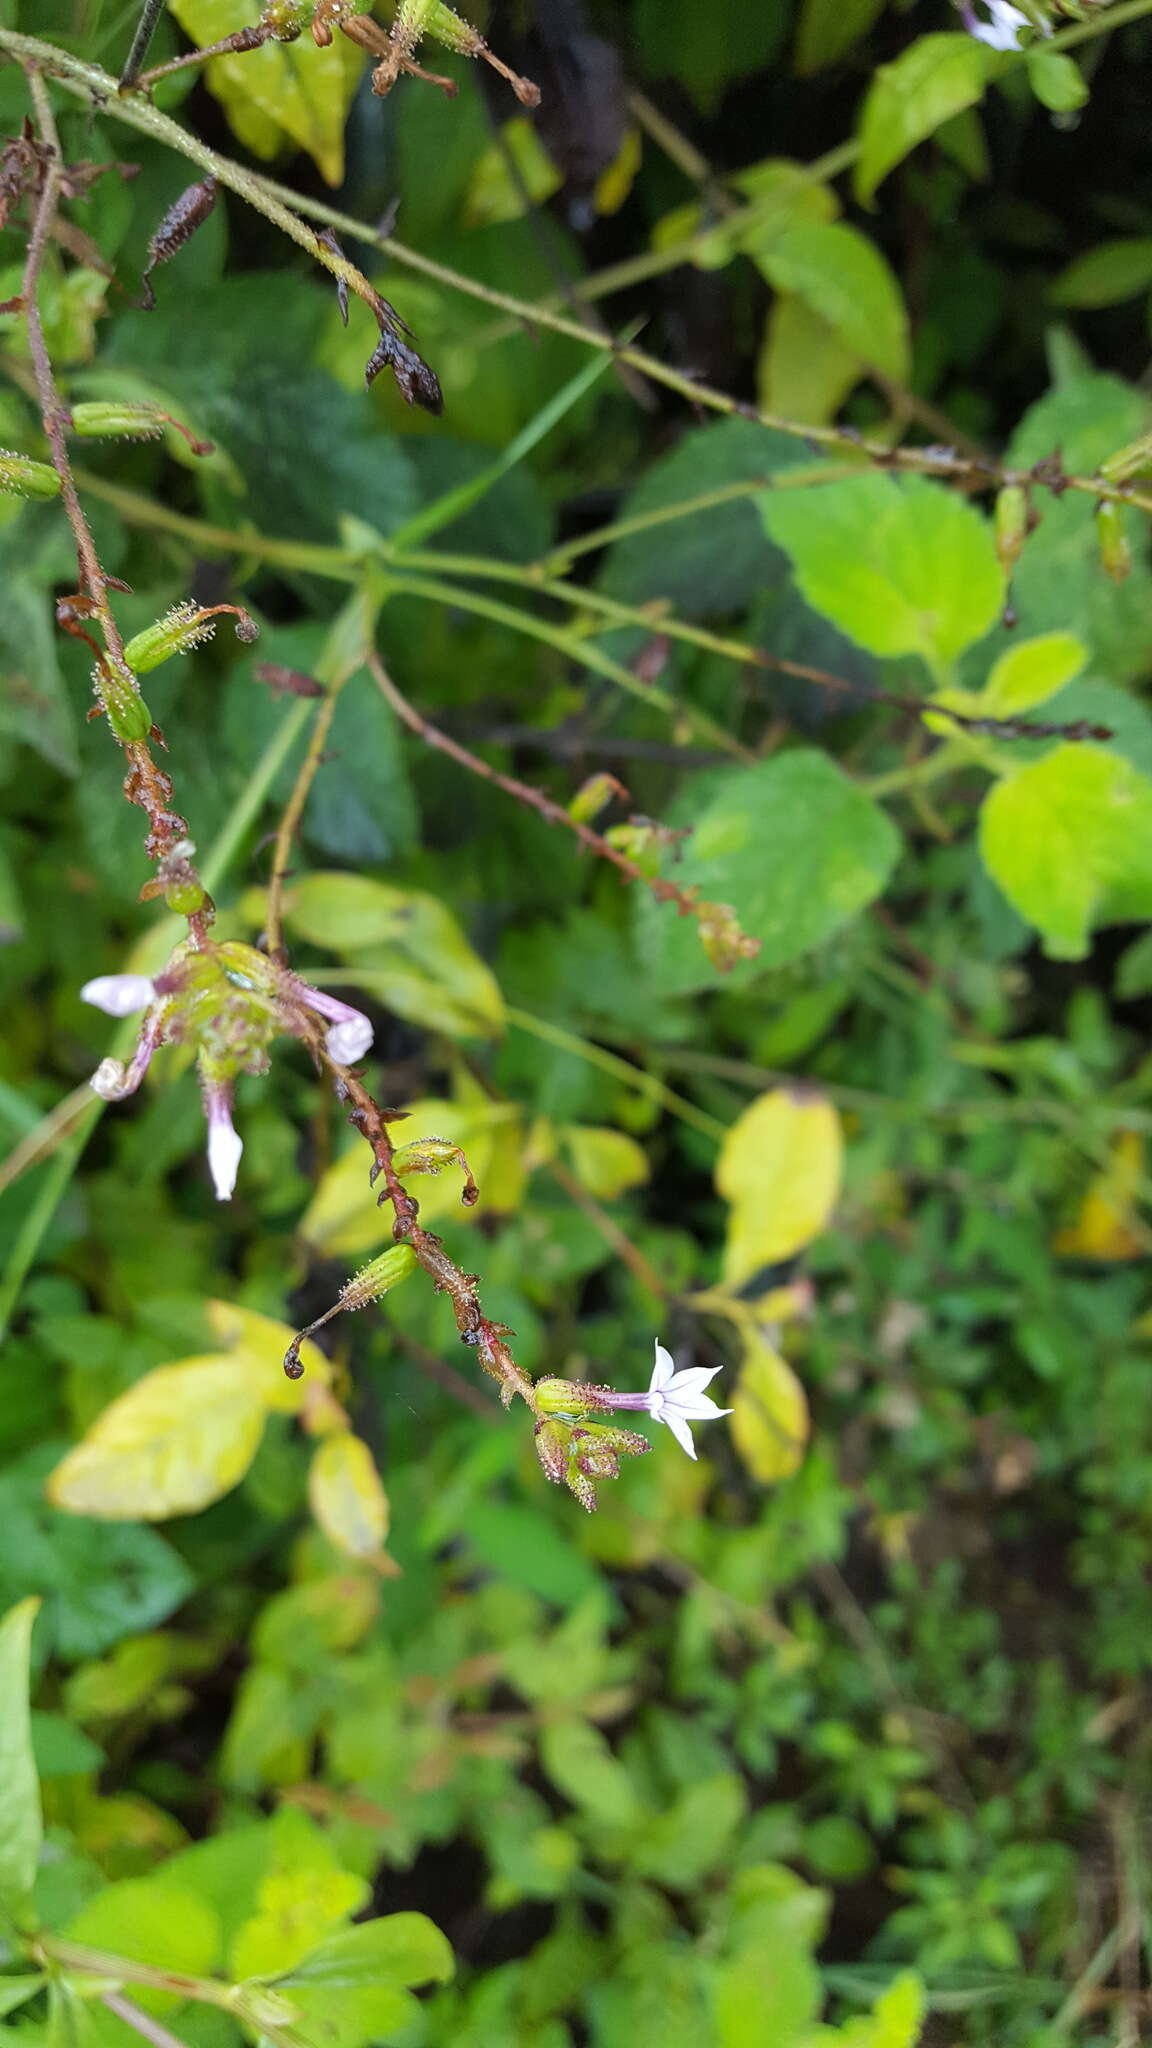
[80,973,157,1017]
[204,1083,243,1202]
[644,1341,732,1460]
[961,0,1031,48]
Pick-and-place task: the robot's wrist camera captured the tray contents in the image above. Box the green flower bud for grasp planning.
[994,484,1029,576]
[1096,499,1132,584]
[69,401,165,441]
[98,660,153,743]
[339,1243,419,1312]
[125,602,257,674]
[0,451,61,499]
[165,878,208,915]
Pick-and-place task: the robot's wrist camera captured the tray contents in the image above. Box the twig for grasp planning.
[264,689,337,960]
[101,1994,191,2048]
[118,0,167,89]
[365,647,715,926]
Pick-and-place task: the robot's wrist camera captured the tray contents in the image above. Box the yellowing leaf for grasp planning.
[168,0,362,184]
[300,1100,524,1256]
[309,1432,390,1563]
[206,1299,330,1413]
[559,1125,650,1200]
[594,126,643,216]
[1053,1130,1147,1260]
[48,1359,267,1520]
[716,1087,843,1289]
[758,291,862,426]
[729,1329,809,1482]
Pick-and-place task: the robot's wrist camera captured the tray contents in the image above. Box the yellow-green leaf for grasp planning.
[716,1087,843,1289]
[300,1100,524,1256]
[981,632,1086,717]
[758,291,862,426]
[309,1433,390,1563]
[168,0,362,184]
[464,118,561,227]
[729,1330,809,1483]
[229,1807,369,1981]
[855,34,993,202]
[559,1125,650,1201]
[270,872,505,1038]
[47,1359,267,1520]
[1053,1130,1147,1261]
[205,1299,330,1413]
[980,745,1152,960]
[0,1598,41,1915]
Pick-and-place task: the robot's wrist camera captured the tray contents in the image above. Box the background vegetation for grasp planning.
[2,0,1152,2041]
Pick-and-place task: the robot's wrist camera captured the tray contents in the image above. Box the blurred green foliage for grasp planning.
[1,1,1152,2044]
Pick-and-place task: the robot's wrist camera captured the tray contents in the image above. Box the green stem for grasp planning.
[503,1006,727,1142]
[371,567,751,756]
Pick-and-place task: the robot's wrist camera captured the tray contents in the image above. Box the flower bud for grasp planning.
[125,602,257,675]
[568,772,627,825]
[994,484,1029,576]
[0,451,61,499]
[69,401,165,441]
[339,1243,418,1312]
[696,899,761,973]
[98,659,153,743]
[260,0,309,34]
[1096,499,1132,583]
[533,1417,572,1485]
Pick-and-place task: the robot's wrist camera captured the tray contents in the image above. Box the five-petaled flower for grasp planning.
[535,1341,733,1464]
[959,0,1035,48]
[81,941,374,1202]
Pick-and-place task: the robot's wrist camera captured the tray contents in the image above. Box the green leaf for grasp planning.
[47,1359,268,1521]
[30,1711,105,1778]
[761,473,1004,671]
[1049,238,1152,308]
[980,745,1152,958]
[0,1451,194,1660]
[0,1977,45,2018]
[539,1718,645,1827]
[0,577,78,776]
[632,0,789,110]
[0,1598,42,1918]
[1027,48,1089,114]
[795,0,887,74]
[756,221,910,381]
[284,1913,455,1992]
[600,418,818,619]
[855,35,993,201]
[64,1880,221,2008]
[636,752,900,996]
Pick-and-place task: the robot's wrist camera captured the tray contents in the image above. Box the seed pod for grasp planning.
[994,484,1029,576]
[568,772,628,825]
[365,322,443,414]
[0,451,61,499]
[99,659,153,744]
[141,176,218,310]
[125,601,256,673]
[339,1243,419,1312]
[69,401,213,457]
[1096,498,1132,584]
